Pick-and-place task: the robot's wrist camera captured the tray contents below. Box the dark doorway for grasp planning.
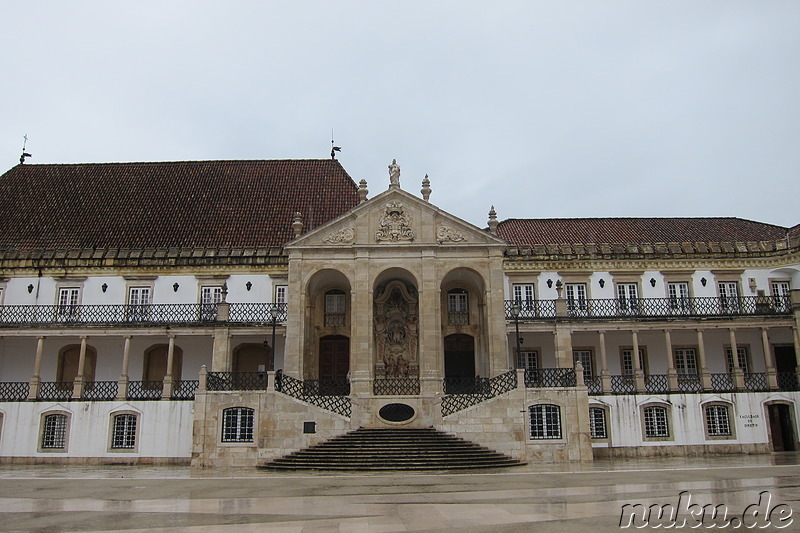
[775,345,797,390]
[768,403,796,452]
[319,335,350,395]
[444,334,476,393]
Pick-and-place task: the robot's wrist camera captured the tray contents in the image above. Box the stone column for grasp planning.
[72,336,88,399]
[632,330,645,392]
[665,329,678,391]
[350,253,372,396]
[598,330,610,393]
[117,336,131,400]
[419,249,442,395]
[28,336,45,400]
[210,328,231,372]
[729,328,745,389]
[162,335,175,399]
[554,325,573,368]
[696,329,711,390]
[762,327,778,389]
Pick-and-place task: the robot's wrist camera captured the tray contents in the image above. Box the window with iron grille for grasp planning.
[705,404,732,437]
[589,407,607,439]
[643,406,669,438]
[221,407,254,442]
[41,413,68,449]
[529,404,562,440]
[111,413,138,449]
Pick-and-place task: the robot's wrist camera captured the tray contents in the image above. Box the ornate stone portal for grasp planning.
[374,280,419,378]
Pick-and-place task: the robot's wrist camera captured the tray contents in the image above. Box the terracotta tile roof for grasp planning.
[496,217,792,246]
[0,160,359,252]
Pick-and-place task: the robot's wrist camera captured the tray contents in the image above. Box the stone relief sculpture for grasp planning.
[375,202,415,242]
[322,227,355,244]
[436,225,467,243]
[374,280,419,378]
[388,158,401,187]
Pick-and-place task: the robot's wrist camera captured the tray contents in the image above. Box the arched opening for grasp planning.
[143,344,183,383]
[373,273,419,379]
[444,333,475,393]
[303,269,351,380]
[57,344,97,384]
[233,343,271,373]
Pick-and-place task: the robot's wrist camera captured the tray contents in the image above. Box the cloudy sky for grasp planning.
[2,1,798,228]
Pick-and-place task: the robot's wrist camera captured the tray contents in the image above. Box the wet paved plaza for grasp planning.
[1,454,799,532]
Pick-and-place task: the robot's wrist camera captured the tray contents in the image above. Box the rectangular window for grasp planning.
[705,405,732,437]
[643,406,669,438]
[617,283,639,314]
[589,407,608,439]
[726,346,750,374]
[127,287,151,321]
[621,348,647,376]
[529,404,562,440]
[200,286,223,321]
[668,282,691,313]
[573,349,594,381]
[111,414,138,449]
[772,281,791,312]
[222,407,255,443]
[41,413,68,449]
[274,285,288,305]
[512,284,535,311]
[565,283,587,316]
[674,348,698,376]
[57,287,80,321]
[719,281,740,313]
[517,350,538,370]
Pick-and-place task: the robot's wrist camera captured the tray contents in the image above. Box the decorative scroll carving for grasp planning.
[375,202,414,242]
[322,227,355,244]
[374,280,419,378]
[436,225,467,243]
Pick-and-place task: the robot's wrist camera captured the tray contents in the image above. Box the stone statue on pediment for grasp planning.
[388,159,400,188]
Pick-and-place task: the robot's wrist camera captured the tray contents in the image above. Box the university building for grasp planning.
[0,158,798,467]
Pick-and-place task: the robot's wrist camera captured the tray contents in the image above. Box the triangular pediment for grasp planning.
[286,186,507,250]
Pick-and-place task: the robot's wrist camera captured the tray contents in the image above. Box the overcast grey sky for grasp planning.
[2,1,798,228]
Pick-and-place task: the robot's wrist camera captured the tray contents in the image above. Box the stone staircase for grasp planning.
[260,427,525,471]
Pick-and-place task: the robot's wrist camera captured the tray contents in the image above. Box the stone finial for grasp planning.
[488,205,498,234]
[358,179,369,203]
[421,174,431,201]
[292,212,304,237]
[388,158,400,189]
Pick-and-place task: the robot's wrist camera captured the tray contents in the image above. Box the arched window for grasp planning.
[589,407,608,439]
[111,413,139,449]
[704,404,733,438]
[642,405,670,439]
[221,407,255,443]
[40,412,69,451]
[529,404,561,440]
[324,290,346,327]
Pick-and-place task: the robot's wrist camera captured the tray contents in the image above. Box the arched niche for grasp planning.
[303,269,352,379]
[373,269,419,378]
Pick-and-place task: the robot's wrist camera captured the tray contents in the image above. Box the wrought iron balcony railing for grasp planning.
[207,371,268,391]
[0,381,30,401]
[441,370,517,416]
[274,371,351,417]
[505,295,791,321]
[0,302,288,327]
[373,377,421,396]
[524,368,577,388]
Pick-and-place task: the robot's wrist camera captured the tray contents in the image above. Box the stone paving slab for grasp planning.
[1,454,799,532]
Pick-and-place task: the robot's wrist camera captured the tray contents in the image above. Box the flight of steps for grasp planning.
[259,427,525,471]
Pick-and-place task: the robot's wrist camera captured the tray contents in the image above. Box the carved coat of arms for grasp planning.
[375,202,415,242]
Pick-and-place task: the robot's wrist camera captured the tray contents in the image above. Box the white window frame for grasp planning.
[674,348,698,376]
[512,283,535,311]
[127,286,152,321]
[771,281,791,312]
[529,404,562,440]
[616,282,640,314]
[718,281,740,313]
[517,349,539,371]
[668,281,691,313]
[704,403,734,438]
[565,283,588,315]
[200,285,223,321]
[573,349,594,381]
[56,286,81,321]
[274,285,288,305]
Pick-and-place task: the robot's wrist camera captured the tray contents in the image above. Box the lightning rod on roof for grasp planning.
[19,134,32,165]
[330,128,341,159]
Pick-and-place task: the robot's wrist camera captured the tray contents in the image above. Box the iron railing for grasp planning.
[127,380,164,400]
[447,311,470,326]
[441,369,517,416]
[585,376,602,394]
[744,373,769,392]
[505,295,792,321]
[206,372,268,391]
[711,373,735,392]
[228,303,287,324]
[645,374,669,394]
[37,381,75,401]
[442,376,489,395]
[82,381,119,400]
[777,372,800,391]
[0,381,30,401]
[172,380,199,400]
[274,371,351,417]
[610,375,637,394]
[677,374,703,393]
[373,378,421,396]
[524,368,577,388]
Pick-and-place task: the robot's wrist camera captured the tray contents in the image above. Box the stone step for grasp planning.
[259,427,525,471]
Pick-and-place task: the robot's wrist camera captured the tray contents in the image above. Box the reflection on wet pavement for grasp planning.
[1,454,798,532]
